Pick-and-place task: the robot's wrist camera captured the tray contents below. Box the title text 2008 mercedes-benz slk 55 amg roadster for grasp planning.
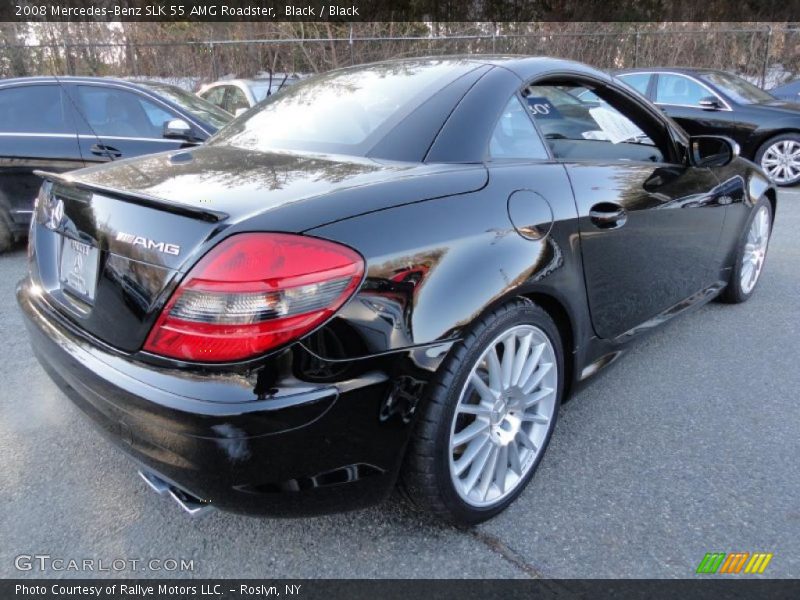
[18,57,775,524]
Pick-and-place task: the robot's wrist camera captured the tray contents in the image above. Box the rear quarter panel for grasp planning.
[305,163,590,363]
[736,109,800,158]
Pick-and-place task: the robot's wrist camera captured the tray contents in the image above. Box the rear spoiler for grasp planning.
[33,170,228,223]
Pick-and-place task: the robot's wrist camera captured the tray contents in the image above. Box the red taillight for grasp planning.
[143,233,364,362]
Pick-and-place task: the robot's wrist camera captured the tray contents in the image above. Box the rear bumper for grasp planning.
[17,278,421,517]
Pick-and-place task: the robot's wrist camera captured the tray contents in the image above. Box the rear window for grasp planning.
[210,60,478,156]
[617,73,651,96]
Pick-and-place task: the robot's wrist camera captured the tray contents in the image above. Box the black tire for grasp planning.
[0,210,13,254]
[399,298,564,525]
[719,197,772,304]
[755,133,800,187]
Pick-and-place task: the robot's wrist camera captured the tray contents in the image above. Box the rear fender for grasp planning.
[305,163,592,371]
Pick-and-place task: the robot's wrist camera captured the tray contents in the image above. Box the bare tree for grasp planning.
[2,22,798,88]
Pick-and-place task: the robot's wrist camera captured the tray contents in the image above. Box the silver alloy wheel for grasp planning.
[448,324,557,508]
[760,139,800,184]
[740,205,770,295]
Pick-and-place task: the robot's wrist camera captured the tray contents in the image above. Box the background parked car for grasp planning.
[769,78,800,103]
[197,75,301,115]
[0,76,232,252]
[615,68,800,186]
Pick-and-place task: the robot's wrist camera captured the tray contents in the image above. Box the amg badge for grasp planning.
[116,232,181,256]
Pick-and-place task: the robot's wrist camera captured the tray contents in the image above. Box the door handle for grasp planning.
[90,144,122,158]
[589,203,628,229]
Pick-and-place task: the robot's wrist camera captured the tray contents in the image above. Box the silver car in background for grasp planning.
[197,74,302,115]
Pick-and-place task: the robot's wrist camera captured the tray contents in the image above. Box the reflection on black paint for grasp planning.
[568,162,727,338]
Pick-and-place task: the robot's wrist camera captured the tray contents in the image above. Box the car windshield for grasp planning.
[700,72,775,104]
[249,79,298,102]
[210,60,478,155]
[249,83,272,102]
[139,82,233,129]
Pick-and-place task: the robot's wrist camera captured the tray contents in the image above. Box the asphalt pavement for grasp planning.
[1,191,798,579]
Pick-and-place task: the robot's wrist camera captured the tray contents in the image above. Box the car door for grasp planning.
[69,83,193,164]
[649,73,742,143]
[525,78,728,340]
[0,83,84,233]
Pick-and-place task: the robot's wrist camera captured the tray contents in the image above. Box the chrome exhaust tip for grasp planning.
[138,470,170,495]
[138,470,213,517]
[168,487,213,517]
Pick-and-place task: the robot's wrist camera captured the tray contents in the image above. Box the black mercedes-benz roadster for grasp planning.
[18,57,775,524]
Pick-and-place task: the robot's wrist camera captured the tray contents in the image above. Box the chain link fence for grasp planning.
[2,27,799,90]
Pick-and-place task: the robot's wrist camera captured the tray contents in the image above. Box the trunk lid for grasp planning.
[31,146,486,354]
[68,145,480,230]
[30,180,220,352]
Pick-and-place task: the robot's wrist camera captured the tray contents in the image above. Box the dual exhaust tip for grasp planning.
[138,470,212,517]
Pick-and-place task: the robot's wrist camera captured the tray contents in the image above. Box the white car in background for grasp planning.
[197,75,302,115]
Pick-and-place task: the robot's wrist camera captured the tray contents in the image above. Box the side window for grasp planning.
[618,73,651,96]
[76,86,178,138]
[215,86,232,113]
[202,86,226,109]
[523,81,669,164]
[654,74,709,107]
[226,87,250,113]
[0,85,72,134]
[576,89,603,104]
[489,96,549,160]
[140,100,175,129]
